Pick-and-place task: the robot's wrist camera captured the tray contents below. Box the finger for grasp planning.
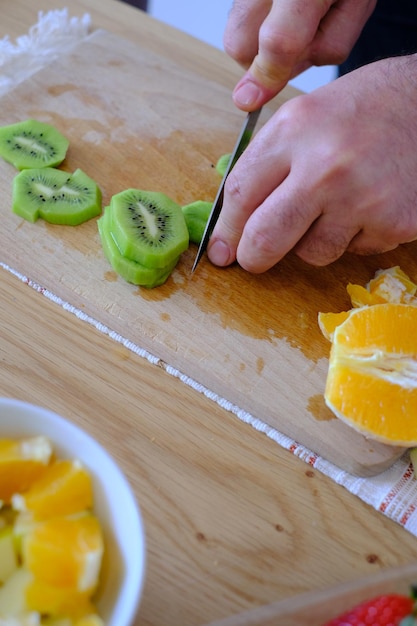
[235,179,322,273]
[207,120,291,267]
[224,0,272,68]
[294,216,360,266]
[347,231,399,257]
[233,0,332,110]
[309,0,378,66]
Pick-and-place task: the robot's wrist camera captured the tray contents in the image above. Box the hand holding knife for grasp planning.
[191,108,262,273]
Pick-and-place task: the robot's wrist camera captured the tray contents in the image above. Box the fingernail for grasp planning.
[207,239,232,266]
[233,81,262,108]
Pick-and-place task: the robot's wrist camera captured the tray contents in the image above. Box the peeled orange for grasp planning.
[12,459,93,521]
[325,303,417,446]
[0,437,52,503]
[22,514,104,593]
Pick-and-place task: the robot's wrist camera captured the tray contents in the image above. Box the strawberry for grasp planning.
[322,592,415,626]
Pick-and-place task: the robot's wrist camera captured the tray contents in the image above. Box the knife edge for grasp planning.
[191,108,262,273]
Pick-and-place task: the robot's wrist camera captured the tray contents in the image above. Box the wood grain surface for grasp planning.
[0,27,415,475]
[2,4,417,626]
[3,263,417,626]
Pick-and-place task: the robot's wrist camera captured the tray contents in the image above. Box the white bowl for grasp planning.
[0,397,146,626]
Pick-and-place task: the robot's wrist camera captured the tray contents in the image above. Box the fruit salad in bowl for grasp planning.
[0,398,146,626]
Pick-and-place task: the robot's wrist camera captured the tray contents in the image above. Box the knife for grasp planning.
[191,107,262,273]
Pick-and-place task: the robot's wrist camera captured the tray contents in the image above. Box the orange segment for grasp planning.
[318,311,351,341]
[325,303,417,445]
[12,459,93,520]
[346,283,385,307]
[347,266,417,308]
[0,437,52,503]
[22,514,104,593]
[368,266,417,303]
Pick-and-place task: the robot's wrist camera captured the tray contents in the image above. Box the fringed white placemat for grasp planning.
[2,10,417,540]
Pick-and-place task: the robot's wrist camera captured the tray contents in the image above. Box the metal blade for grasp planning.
[191,107,262,273]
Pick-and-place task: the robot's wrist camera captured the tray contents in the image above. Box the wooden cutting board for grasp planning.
[0,29,415,475]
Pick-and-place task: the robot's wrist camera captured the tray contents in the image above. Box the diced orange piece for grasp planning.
[25,577,96,618]
[12,459,93,520]
[325,303,417,446]
[0,437,52,503]
[22,514,104,593]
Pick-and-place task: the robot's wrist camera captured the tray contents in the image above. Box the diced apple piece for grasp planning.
[0,567,32,616]
[0,525,18,583]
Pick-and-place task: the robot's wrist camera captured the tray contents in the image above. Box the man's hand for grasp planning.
[224,0,377,110]
[207,55,417,271]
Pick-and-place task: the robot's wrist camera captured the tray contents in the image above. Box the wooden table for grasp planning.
[2,2,417,625]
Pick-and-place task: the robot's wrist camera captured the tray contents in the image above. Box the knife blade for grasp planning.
[191,107,262,273]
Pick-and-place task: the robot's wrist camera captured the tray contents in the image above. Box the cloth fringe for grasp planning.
[0,8,91,97]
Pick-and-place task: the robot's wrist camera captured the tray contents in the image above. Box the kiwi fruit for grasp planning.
[98,206,179,287]
[0,119,69,170]
[109,189,189,268]
[182,200,212,245]
[12,167,102,225]
[215,153,232,177]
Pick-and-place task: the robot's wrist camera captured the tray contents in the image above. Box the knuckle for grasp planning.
[223,32,251,66]
[224,169,244,203]
[296,229,349,266]
[259,23,301,61]
[312,40,352,66]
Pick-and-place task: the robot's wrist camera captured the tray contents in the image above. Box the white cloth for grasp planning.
[2,10,417,540]
[0,9,91,97]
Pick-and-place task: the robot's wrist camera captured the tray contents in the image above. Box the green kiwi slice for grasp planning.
[12,167,102,225]
[109,189,189,268]
[0,119,69,170]
[182,200,212,245]
[98,206,178,287]
[215,153,232,177]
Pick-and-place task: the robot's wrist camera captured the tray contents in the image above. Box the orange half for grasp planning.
[325,303,417,446]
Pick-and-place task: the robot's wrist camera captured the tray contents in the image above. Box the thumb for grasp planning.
[232,59,291,111]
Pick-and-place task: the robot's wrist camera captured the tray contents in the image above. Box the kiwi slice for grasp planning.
[215,153,232,177]
[12,167,102,225]
[98,206,178,287]
[0,119,69,170]
[109,189,189,268]
[182,200,212,245]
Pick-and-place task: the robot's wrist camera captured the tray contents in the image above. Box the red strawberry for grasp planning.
[322,593,414,626]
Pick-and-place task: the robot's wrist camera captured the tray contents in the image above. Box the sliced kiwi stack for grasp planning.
[0,119,69,170]
[98,206,179,287]
[12,167,102,225]
[98,189,189,287]
[182,200,212,245]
